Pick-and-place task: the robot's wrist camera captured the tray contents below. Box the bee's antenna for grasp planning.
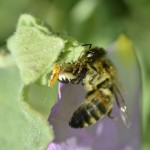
[82,44,92,49]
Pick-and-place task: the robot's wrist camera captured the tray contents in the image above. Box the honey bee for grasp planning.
[49,44,130,128]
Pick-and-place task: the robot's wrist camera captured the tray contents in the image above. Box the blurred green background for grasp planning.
[0,0,149,149]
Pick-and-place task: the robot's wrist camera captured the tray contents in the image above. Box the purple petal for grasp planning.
[47,142,62,150]
[49,83,64,118]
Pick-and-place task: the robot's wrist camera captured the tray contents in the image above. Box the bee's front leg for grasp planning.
[71,62,86,83]
[72,62,85,75]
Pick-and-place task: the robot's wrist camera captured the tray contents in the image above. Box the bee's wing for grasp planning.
[114,85,131,128]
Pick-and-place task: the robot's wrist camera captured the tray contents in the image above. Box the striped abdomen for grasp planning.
[69,88,113,128]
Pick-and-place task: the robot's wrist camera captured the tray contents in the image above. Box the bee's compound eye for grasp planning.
[86,50,96,58]
[86,48,106,60]
[87,52,94,58]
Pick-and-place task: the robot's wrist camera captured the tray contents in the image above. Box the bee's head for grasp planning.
[85,47,106,62]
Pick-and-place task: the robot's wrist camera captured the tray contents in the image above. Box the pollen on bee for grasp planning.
[48,64,60,87]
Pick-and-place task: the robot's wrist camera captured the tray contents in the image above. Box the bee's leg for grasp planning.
[89,73,98,85]
[87,65,98,85]
[107,109,117,120]
[72,62,85,75]
[72,63,80,75]
[76,67,87,84]
[71,63,87,84]
[90,64,97,72]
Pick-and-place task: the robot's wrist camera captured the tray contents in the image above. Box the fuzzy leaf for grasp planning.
[0,50,15,68]
[0,66,59,150]
[5,14,87,150]
[20,83,58,150]
[7,14,65,85]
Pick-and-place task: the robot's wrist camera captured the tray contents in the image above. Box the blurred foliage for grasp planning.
[0,0,150,149]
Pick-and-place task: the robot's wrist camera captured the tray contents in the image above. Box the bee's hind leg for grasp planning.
[107,109,117,121]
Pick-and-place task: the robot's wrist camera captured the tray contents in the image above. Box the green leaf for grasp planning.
[21,81,58,119]
[0,50,15,68]
[5,14,87,150]
[7,14,65,85]
[20,83,58,150]
[0,66,58,150]
[0,67,57,150]
[57,34,85,62]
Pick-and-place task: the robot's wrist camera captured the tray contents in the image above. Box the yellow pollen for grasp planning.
[48,64,60,87]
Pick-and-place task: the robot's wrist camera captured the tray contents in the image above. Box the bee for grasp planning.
[48,44,130,128]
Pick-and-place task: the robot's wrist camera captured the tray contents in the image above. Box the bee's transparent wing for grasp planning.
[114,85,131,128]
